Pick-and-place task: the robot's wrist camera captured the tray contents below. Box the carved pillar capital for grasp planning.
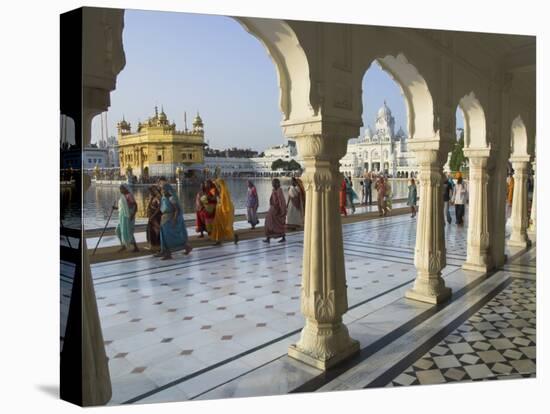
[295,134,349,160]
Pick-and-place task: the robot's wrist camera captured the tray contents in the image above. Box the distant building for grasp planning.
[117,107,205,179]
[200,140,304,177]
[97,135,120,167]
[340,102,418,177]
[205,147,259,158]
[249,140,303,175]
[263,140,298,160]
[83,144,109,170]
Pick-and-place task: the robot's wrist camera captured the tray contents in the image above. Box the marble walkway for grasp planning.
[88,210,536,405]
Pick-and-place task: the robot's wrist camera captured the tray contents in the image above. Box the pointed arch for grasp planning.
[233,17,313,121]
[458,92,487,149]
[510,115,529,157]
[375,53,436,141]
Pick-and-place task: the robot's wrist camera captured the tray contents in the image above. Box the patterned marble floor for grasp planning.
[388,276,536,387]
[89,207,533,405]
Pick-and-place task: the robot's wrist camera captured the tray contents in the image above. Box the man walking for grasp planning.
[375,176,387,217]
[364,173,373,205]
[452,172,468,225]
[443,172,454,225]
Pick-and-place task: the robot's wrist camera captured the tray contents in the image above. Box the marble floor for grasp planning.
[89,209,536,405]
[387,276,536,387]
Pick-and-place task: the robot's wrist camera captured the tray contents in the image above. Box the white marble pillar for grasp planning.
[528,161,536,234]
[463,148,493,272]
[288,135,359,370]
[82,102,113,406]
[405,146,451,304]
[488,147,509,268]
[508,157,531,247]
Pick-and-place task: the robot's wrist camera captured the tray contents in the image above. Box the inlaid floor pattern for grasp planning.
[388,277,536,387]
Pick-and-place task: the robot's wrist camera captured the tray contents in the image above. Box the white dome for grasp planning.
[377,101,392,118]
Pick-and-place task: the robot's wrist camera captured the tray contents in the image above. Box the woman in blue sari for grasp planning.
[344,176,358,214]
[114,184,139,252]
[157,183,193,260]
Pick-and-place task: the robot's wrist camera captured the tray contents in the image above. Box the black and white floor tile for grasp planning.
[388,278,536,387]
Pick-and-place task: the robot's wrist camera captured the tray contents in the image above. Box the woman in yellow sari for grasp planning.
[211,178,239,246]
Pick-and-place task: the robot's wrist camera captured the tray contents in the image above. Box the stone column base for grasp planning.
[288,340,359,371]
[288,321,360,370]
[405,285,452,304]
[507,238,530,248]
[462,262,490,273]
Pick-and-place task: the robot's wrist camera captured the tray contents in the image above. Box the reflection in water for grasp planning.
[61,184,81,230]
[78,178,411,230]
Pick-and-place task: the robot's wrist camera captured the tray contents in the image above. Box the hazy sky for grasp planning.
[91,9,463,150]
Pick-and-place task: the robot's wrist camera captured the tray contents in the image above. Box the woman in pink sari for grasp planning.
[194,181,207,237]
[246,180,260,229]
[264,178,287,243]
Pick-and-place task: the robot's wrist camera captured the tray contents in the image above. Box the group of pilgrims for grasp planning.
[111,168,516,258]
[114,175,307,259]
[339,174,397,217]
[115,177,193,260]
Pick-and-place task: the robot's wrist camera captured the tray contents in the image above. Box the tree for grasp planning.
[271,158,285,171]
[450,130,467,172]
[287,159,302,171]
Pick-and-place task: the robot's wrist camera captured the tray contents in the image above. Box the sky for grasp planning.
[92,9,464,150]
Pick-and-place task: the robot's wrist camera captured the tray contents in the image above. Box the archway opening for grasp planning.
[357,60,409,177]
[88,10,300,221]
[446,106,467,175]
[83,10,309,403]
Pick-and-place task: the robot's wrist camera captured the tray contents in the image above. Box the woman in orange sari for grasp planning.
[211,178,239,246]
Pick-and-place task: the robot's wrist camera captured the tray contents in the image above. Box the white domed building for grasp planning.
[340,101,418,177]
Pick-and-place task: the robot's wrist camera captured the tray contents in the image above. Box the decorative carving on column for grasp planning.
[405,140,452,304]
[528,161,536,234]
[508,157,531,247]
[285,131,360,370]
[463,148,493,272]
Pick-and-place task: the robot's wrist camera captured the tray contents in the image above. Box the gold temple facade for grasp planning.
[117,107,205,178]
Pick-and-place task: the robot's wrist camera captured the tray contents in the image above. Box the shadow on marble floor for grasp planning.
[35,384,59,399]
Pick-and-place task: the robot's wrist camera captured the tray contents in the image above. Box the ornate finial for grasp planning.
[155,105,158,117]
